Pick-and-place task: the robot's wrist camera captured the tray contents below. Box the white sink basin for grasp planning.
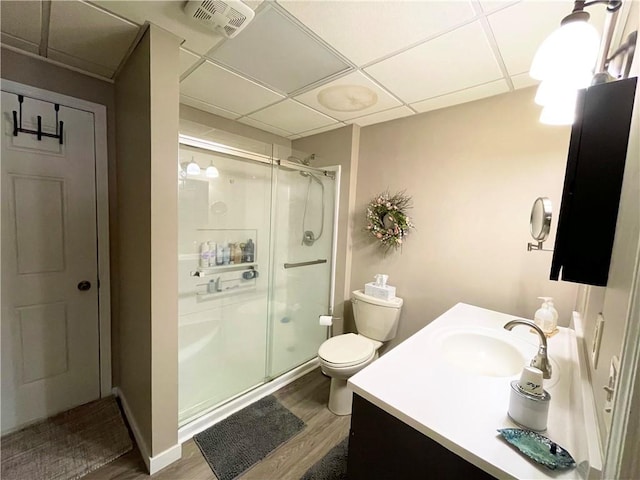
[438,329,529,377]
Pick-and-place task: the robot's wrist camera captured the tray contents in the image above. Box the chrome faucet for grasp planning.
[503,319,552,379]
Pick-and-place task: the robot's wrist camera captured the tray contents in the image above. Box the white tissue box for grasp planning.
[364,282,396,300]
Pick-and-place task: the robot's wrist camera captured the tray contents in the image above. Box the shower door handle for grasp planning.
[284,259,327,269]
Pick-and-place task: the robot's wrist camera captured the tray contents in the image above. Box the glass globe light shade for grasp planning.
[186,161,201,175]
[530,21,600,85]
[539,98,578,125]
[206,165,219,178]
[535,81,579,107]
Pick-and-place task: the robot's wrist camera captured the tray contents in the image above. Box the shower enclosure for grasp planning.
[177,135,337,428]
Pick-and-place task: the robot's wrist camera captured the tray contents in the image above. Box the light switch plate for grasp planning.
[603,355,620,430]
[592,313,604,368]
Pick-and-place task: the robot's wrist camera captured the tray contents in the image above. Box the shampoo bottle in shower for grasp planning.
[233,243,242,264]
[199,242,209,268]
[222,243,230,265]
[216,243,224,266]
[208,241,217,267]
[245,239,255,263]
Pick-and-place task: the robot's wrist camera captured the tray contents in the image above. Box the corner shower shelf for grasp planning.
[190,262,258,277]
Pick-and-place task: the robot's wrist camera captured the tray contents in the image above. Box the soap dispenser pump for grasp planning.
[534,298,552,333]
[535,297,558,337]
[545,298,559,335]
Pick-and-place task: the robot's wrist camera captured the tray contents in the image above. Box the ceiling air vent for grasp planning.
[184,0,255,39]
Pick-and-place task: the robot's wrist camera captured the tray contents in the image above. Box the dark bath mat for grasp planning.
[301,436,349,480]
[194,395,305,480]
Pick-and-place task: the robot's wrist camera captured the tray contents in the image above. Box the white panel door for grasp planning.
[1,91,100,433]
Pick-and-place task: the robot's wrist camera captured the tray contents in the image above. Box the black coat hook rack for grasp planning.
[12,95,64,145]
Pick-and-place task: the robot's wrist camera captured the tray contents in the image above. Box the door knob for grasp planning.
[77,280,91,291]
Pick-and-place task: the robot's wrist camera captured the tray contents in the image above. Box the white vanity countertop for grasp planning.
[348,303,590,480]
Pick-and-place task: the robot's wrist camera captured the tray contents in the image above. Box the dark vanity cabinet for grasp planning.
[551,77,637,287]
[346,394,495,479]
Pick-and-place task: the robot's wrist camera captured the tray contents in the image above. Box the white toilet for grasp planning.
[318,289,403,415]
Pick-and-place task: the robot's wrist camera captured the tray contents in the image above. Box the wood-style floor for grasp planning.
[84,368,350,479]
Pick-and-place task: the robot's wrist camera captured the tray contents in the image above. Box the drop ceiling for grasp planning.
[1,0,618,139]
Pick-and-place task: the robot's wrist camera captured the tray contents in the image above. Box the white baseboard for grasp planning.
[178,358,319,443]
[149,443,182,474]
[113,387,182,474]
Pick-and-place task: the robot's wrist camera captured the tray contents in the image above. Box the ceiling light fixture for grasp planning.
[530,0,623,125]
[186,158,201,175]
[317,85,378,112]
[206,162,220,178]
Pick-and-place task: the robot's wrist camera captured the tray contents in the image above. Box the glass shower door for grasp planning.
[268,162,336,377]
[178,143,274,425]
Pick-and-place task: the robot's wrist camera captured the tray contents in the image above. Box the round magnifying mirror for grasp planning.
[530,197,552,242]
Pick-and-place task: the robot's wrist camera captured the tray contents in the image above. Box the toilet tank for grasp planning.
[352,290,403,342]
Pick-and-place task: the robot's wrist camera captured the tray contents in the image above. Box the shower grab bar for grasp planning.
[284,259,327,269]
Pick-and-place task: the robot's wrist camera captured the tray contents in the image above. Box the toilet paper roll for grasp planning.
[319,315,333,326]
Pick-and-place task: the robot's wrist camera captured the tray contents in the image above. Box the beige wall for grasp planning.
[149,25,180,456]
[115,27,153,451]
[115,25,180,458]
[293,124,360,332]
[351,87,578,350]
[0,47,122,383]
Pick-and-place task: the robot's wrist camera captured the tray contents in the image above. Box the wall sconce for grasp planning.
[530,0,625,125]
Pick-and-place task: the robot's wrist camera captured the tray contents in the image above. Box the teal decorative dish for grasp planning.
[497,428,576,470]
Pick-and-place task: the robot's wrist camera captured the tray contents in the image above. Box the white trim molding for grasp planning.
[149,443,183,475]
[113,387,151,470]
[113,387,182,474]
[0,79,112,396]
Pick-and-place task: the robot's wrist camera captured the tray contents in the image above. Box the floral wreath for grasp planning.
[366,190,415,251]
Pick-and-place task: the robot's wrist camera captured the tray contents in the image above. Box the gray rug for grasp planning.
[301,436,349,480]
[1,396,133,480]
[194,395,305,480]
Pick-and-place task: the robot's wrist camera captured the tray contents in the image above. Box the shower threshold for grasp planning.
[177,357,320,443]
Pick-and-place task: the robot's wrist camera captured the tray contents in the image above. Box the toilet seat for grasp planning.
[318,333,375,367]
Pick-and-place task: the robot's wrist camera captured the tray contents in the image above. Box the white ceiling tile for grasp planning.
[411,79,509,113]
[1,33,39,55]
[179,48,201,76]
[278,0,476,66]
[511,73,539,90]
[90,1,225,55]
[238,117,293,137]
[346,106,415,127]
[49,1,140,71]
[208,5,351,94]
[1,0,41,44]
[297,123,345,137]
[248,100,336,134]
[294,71,401,121]
[181,61,284,115]
[487,0,608,76]
[478,1,520,14]
[180,94,242,121]
[47,48,115,78]
[365,21,503,104]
